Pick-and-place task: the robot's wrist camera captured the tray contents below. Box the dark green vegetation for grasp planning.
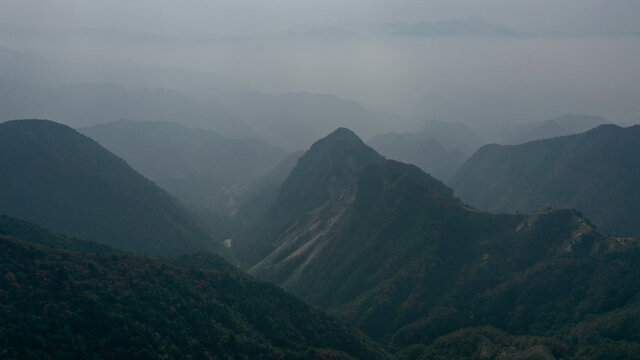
[237,128,640,358]
[451,124,640,236]
[0,216,388,360]
[0,215,116,254]
[0,119,219,255]
[81,119,288,213]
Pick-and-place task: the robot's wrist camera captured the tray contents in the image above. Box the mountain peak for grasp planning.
[0,119,219,254]
[308,127,365,151]
[329,126,359,137]
[2,118,69,129]
[295,127,384,179]
[273,128,384,215]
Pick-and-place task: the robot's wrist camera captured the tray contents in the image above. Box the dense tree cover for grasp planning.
[0,222,388,359]
[0,215,116,254]
[236,128,640,358]
[451,124,640,236]
[0,119,222,255]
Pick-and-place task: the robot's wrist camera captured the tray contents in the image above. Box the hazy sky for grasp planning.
[1,0,639,35]
[1,1,640,125]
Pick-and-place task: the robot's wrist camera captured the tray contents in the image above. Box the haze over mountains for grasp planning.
[1,1,640,358]
[366,115,610,183]
[384,17,519,37]
[0,78,252,138]
[367,132,466,182]
[479,114,611,145]
[222,91,402,150]
[3,18,640,126]
[81,119,288,214]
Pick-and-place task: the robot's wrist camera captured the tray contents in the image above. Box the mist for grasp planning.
[3,2,640,358]
[1,0,639,131]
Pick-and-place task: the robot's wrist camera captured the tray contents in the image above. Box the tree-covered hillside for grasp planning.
[236,127,640,358]
[0,216,388,360]
[451,124,640,236]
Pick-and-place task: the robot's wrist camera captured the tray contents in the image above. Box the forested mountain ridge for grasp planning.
[0,216,389,359]
[0,119,221,255]
[451,124,640,236]
[236,127,640,357]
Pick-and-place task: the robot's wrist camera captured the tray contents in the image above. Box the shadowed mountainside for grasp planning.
[451,124,640,236]
[236,128,640,356]
[0,119,221,255]
[0,215,388,360]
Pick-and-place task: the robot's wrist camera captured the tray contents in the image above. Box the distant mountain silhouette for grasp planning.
[0,78,251,138]
[368,132,467,182]
[0,46,244,101]
[224,91,401,150]
[0,119,221,254]
[390,17,519,37]
[451,124,640,236]
[484,114,611,145]
[81,119,288,214]
[236,127,640,355]
[0,216,387,359]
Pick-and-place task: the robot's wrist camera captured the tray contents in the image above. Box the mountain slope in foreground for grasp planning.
[0,215,388,360]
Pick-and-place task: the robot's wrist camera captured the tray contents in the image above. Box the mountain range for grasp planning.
[81,119,288,214]
[367,131,468,182]
[366,116,610,183]
[234,127,640,357]
[480,114,611,145]
[0,79,251,138]
[451,124,640,237]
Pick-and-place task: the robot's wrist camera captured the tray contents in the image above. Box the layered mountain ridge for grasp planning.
[237,127,640,353]
[451,124,640,236]
[0,119,219,255]
[81,119,288,214]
